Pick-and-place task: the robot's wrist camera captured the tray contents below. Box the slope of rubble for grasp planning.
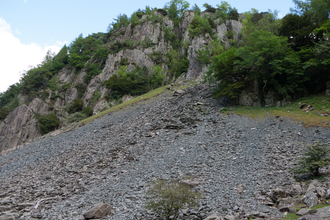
[0,83,330,220]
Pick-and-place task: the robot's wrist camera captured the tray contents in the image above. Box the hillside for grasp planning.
[0,1,330,219]
[0,83,329,220]
[1,0,329,152]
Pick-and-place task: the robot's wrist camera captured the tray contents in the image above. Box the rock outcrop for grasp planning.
[0,9,245,152]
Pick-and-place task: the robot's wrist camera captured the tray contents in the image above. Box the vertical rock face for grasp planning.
[56,66,76,85]
[0,98,49,152]
[0,105,37,152]
[65,88,78,103]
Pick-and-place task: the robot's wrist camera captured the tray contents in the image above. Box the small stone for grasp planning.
[203,214,222,220]
[236,184,243,194]
[173,90,185,96]
[315,187,326,198]
[16,203,34,210]
[224,214,235,220]
[179,179,201,188]
[296,208,312,216]
[83,203,114,219]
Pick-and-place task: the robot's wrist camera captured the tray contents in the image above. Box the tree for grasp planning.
[146,179,201,220]
[107,13,130,32]
[165,0,190,26]
[279,14,316,50]
[293,141,330,177]
[207,29,305,99]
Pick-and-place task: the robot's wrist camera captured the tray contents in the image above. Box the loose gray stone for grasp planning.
[83,203,114,219]
[302,191,318,208]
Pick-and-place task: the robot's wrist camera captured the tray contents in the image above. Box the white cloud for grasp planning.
[0,17,62,93]
[23,0,27,2]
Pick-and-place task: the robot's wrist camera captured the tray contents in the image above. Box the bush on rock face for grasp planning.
[82,107,93,117]
[38,113,60,134]
[67,112,86,124]
[69,98,84,113]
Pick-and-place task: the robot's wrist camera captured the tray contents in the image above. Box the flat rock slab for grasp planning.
[83,203,114,219]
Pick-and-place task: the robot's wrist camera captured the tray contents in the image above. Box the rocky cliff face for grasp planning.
[0,98,49,152]
[0,10,243,152]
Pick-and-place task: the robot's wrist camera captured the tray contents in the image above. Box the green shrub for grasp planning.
[90,91,101,106]
[293,141,330,177]
[203,3,216,13]
[188,14,213,38]
[164,27,181,49]
[38,113,60,134]
[82,106,93,117]
[104,66,149,98]
[69,98,84,113]
[120,58,130,66]
[84,63,102,84]
[59,83,71,93]
[146,179,201,220]
[166,50,189,78]
[225,30,236,39]
[0,107,9,121]
[39,90,50,100]
[149,65,166,88]
[157,9,167,16]
[148,51,164,64]
[75,83,87,98]
[67,112,86,124]
[48,75,58,91]
[141,37,153,49]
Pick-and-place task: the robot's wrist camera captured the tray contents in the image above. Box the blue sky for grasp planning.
[0,0,296,93]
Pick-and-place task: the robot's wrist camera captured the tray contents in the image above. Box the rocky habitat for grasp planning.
[1,83,330,220]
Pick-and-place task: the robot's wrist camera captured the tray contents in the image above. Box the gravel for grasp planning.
[0,83,329,220]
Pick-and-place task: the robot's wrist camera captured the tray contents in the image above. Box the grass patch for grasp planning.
[284,213,300,220]
[310,202,330,210]
[79,85,169,125]
[222,95,330,127]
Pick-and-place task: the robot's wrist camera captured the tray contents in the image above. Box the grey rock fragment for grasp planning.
[83,203,114,219]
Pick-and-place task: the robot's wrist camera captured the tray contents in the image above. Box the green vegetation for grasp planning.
[69,98,84,113]
[37,113,60,134]
[203,1,330,101]
[166,50,189,78]
[146,179,202,220]
[220,95,330,127]
[67,112,87,124]
[188,14,214,38]
[82,106,93,117]
[293,141,330,177]
[104,65,167,100]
